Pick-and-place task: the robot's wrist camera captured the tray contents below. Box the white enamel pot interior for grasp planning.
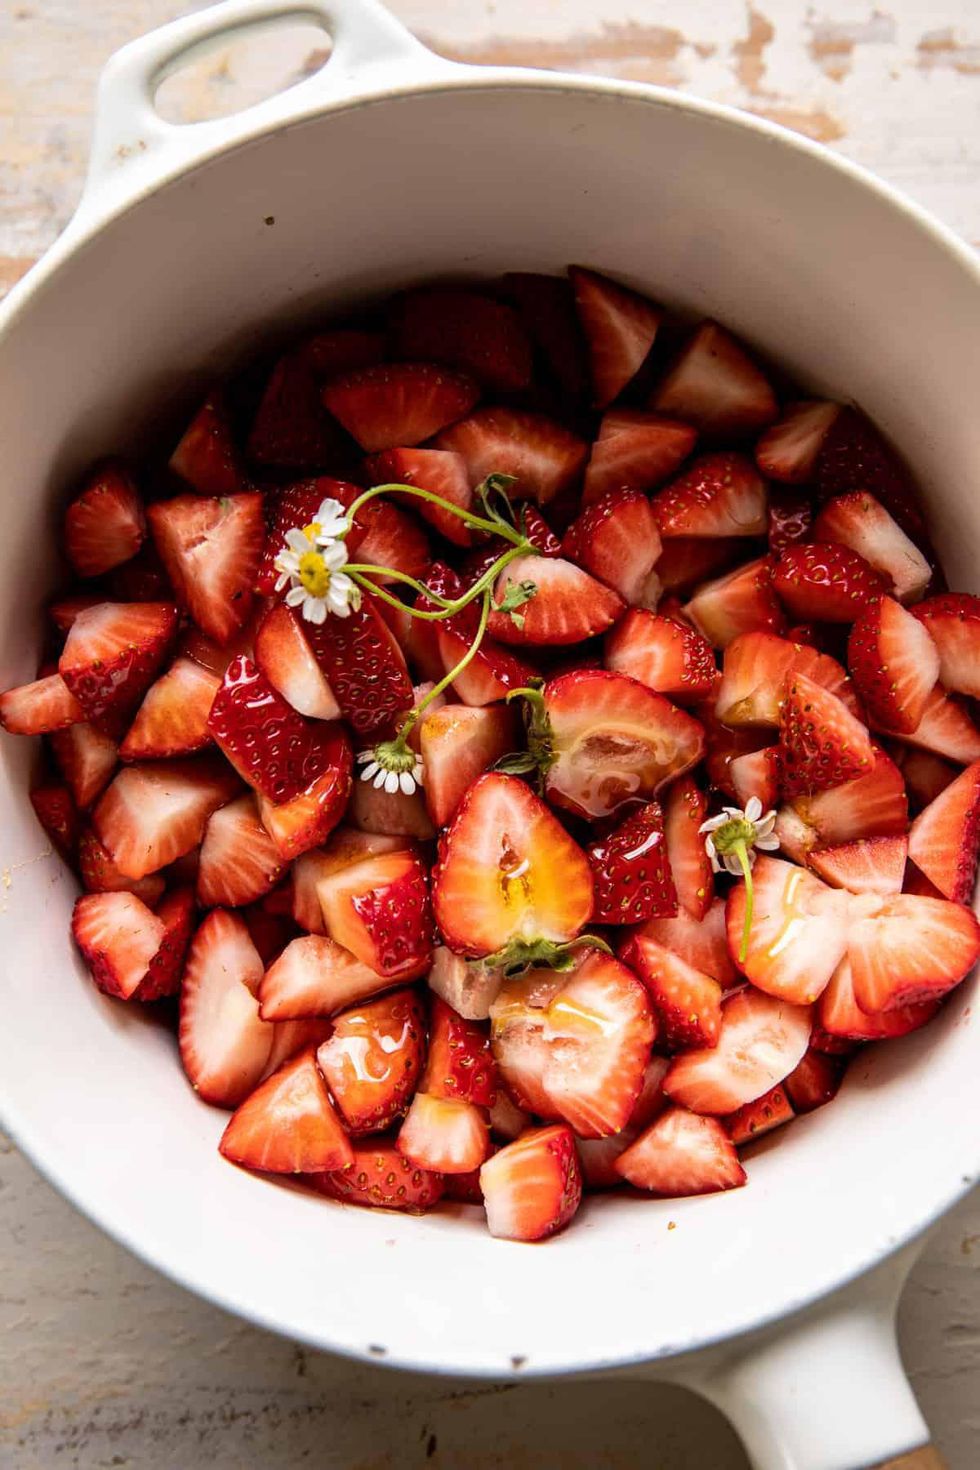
[1,4,978,1467]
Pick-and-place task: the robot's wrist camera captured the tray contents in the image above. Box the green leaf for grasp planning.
[493,749,543,776]
[481,933,613,979]
[474,473,519,530]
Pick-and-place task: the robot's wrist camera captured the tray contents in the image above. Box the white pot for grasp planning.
[1,4,977,1466]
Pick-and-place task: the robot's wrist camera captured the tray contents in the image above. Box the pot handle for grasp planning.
[77,0,452,222]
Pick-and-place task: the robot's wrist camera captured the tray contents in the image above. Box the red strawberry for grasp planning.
[814,406,927,544]
[78,827,166,904]
[913,594,980,699]
[304,596,413,737]
[443,1164,486,1204]
[782,745,909,854]
[779,672,874,797]
[58,602,177,728]
[502,271,590,402]
[848,893,980,1012]
[684,557,786,648]
[178,909,273,1106]
[94,754,239,878]
[259,934,394,1020]
[65,462,146,577]
[715,631,860,727]
[562,491,663,606]
[586,802,677,924]
[814,492,931,604]
[347,774,435,842]
[729,855,850,1003]
[649,321,777,436]
[767,488,814,554]
[569,266,662,407]
[582,409,697,504]
[419,703,517,828]
[847,596,939,734]
[659,776,713,919]
[480,1123,582,1240]
[656,537,745,595]
[48,594,106,634]
[290,829,405,933]
[907,761,980,903]
[420,565,537,705]
[883,685,980,765]
[699,704,771,799]
[423,996,497,1106]
[241,904,298,969]
[207,654,332,805]
[771,542,888,623]
[783,1048,846,1114]
[253,603,340,720]
[390,286,532,393]
[397,1093,490,1174]
[30,783,79,858]
[894,746,958,812]
[0,672,83,734]
[197,792,287,908]
[48,722,117,811]
[119,656,221,760]
[818,958,938,1040]
[434,407,588,505]
[650,452,767,538]
[302,328,385,378]
[132,886,197,1001]
[576,1056,669,1187]
[219,1046,352,1173]
[106,543,175,603]
[623,934,723,1050]
[322,362,478,452]
[489,554,624,646]
[730,746,781,811]
[317,848,432,980]
[148,492,264,645]
[615,1106,746,1195]
[543,670,706,822]
[347,497,432,588]
[428,948,503,1025]
[317,988,426,1134]
[725,1085,795,1147]
[605,609,717,702]
[247,352,339,467]
[71,890,166,1000]
[808,834,908,896]
[755,401,841,483]
[665,986,813,1114]
[365,447,476,546]
[254,725,352,861]
[635,897,737,987]
[254,476,361,596]
[311,1138,444,1212]
[169,391,246,495]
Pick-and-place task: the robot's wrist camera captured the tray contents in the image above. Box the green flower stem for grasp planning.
[397,589,492,743]
[345,482,529,546]
[734,839,754,964]
[346,541,532,624]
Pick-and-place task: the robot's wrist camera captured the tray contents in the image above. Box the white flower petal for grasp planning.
[756,833,781,851]
[699,813,728,834]
[322,541,348,570]
[756,812,777,836]
[384,771,400,794]
[285,585,307,607]
[305,598,328,625]
[274,571,290,592]
[373,769,388,789]
[356,749,374,765]
[745,796,762,823]
[361,761,380,781]
[315,497,346,525]
[285,527,312,553]
[398,771,416,795]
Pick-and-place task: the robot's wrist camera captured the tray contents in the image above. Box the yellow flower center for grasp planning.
[298,550,331,598]
[302,520,321,542]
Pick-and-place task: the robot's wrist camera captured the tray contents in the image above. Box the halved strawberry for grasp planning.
[729,855,850,1003]
[913,594,980,699]
[847,595,938,736]
[635,897,737,987]
[582,410,697,504]
[650,453,767,538]
[662,776,714,919]
[716,631,860,727]
[543,670,706,821]
[72,890,167,1000]
[58,602,177,728]
[730,746,781,811]
[656,537,746,595]
[30,782,79,858]
[894,745,958,812]
[197,793,287,908]
[814,492,931,604]
[649,321,778,436]
[207,654,334,805]
[78,827,166,904]
[219,1047,353,1172]
[480,1124,582,1241]
[322,362,478,452]
[148,492,264,645]
[304,595,413,737]
[755,401,841,483]
[256,727,352,860]
[808,835,908,896]
[419,703,517,828]
[665,986,813,1114]
[347,775,435,841]
[169,391,246,496]
[434,407,588,505]
[848,892,980,1012]
[684,557,786,648]
[779,672,873,797]
[818,957,938,1040]
[310,1138,445,1211]
[814,406,928,543]
[882,685,980,765]
[247,351,338,467]
[771,542,888,623]
[93,754,239,878]
[767,488,814,555]
[502,271,590,402]
[365,447,475,547]
[316,987,426,1134]
[302,328,385,378]
[615,1106,746,1195]
[0,672,83,734]
[907,761,980,903]
[178,909,273,1106]
[782,744,909,853]
[390,286,532,393]
[725,1085,795,1147]
[605,609,716,702]
[317,848,433,980]
[488,554,624,646]
[119,656,221,760]
[65,462,146,578]
[397,1094,490,1174]
[585,802,677,924]
[783,1048,846,1114]
[562,490,663,607]
[623,934,723,1050]
[259,934,393,1020]
[569,266,662,408]
[252,603,340,720]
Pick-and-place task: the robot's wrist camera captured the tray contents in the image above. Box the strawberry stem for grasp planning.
[734,838,754,964]
[346,542,533,624]
[345,481,529,547]
[397,588,493,742]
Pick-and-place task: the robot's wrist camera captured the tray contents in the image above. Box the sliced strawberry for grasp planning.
[348,497,432,588]
[699,697,771,799]
[725,1085,795,1147]
[397,1094,490,1175]
[662,776,714,919]
[315,987,426,1135]
[771,541,888,623]
[310,1138,444,1211]
[569,266,662,407]
[585,802,677,925]
[0,672,83,734]
[913,594,980,699]
[254,476,360,597]
[779,672,874,797]
[196,792,287,908]
[169,391,246,495]
[684,557,786,648]
[562,490,663,607]
[71,890,166,1000]
[30,782,79,858]
[808,835,908,896]
[767,488,814,555]
[716,631,860,727]
[576,1056,669,1187]
[649,321,777,436]
[488,1086,531,1141]
[730,746,781,811]
[219,1047,353,1172]
[616,1106,746,1195]
[665,986,812,1114]
[434,407,588,505]
[93,754,239,878]
[650,452,767,538]
[848,893,980,1012]
[419,703,517,828]
[65,462,146,578]
[814,492,931,604]
[304,595,413,737]
[78,827,166,904]
[729,855,850,1003]
[247,351,338,467]
[119,656,221,761]
[818,957,938,1040]
[582,410,697,504]
[132,885,197,1002]
[390,286,532,393]
[847,596,938,736]
[755,401,841,483]
[605,609,716,702]
[784,745,909,853]
[178,909,273,1106]
[480,1124,582,1241]
[106,543,175,603]
[814,406,927,544]
[489,554,624,646]
[242,905,298,969]
[656,536,746,595]
[148,492,264,645]
[347,776,435,841]
[883,685,980,765]
[58,602,177,728]
[179,614,258,678]
[291,830,405,934]
[322,362,478,452]
[317,848,432,980]
[783,1048,846,1114]
[256,728,352,860]
[543,670,706,822]
[302,328,385,378]
[253,603,340,720]
[635,898,737,987]
[502,271,590,402]
[48,594,106,633]
[207,654,333,804]
[365,447,475,547]
[907,761,980,903]
[894,745,958,812]
[623,934,723,1049]
[259,934,393,1020]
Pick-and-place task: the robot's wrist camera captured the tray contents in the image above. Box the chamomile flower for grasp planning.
[357,743,425,796]
[700,796,779,876]
[273,497,359,623]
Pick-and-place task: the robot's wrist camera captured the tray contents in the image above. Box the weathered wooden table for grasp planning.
[1,3,979,1465]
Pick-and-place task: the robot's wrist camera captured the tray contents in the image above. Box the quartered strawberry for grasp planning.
[730,746,781,811]
[715,631,859,727]
[78,827,166,904]
[148,491,264,645]
[71,890,166,1000]
[428,946,504,1022]
[650,452,767,539]
[913,594,980,699]
[883,685,980,765]
[730,855,850,1003]
[480,1124,582,1241]
[616,1106,746,1195]
[605,609,716,702]
[413,561,536,707]
[582,410,697,504]
[316,988,426,1135]
[779,672,874,797]
[390,286,532,393]
[658,775,712,919]
[93,754,239,879]
[818,957,938,1041]
[259,934,393,1020]
[649,321,778,436]
[586,802,677,924]
[48,594,106,634]
[304,595,413,737]
[755,400,841,484]
[847,596,939,734]
[623,934,723,1050]
[347,497,432,588]
[322,362,478,452]
[488,554,624,646]
[0,672,83,735]
[487,1086,531,1141]
[397,1094,490,1175]
[894,746,958,812]
[254,476,360,596]
[783,1048,846,1114]
[725,1085,795,1147]
[347,773,435,841]
[808,834,908,896]
[443,1163,486,1204]
[290,829,405,934]
[207,654,331,804]
[247,351,339,467]
[169,391,246,496]
[106,543,175,604]
[317,848,433,980]
[814,492,931,604]
[253,603,340,720]
[907,761,980,903]
[65,462,146,578]
[134,886,197,1002]
[119,656,221,760]
[30,783,79,858]
[178,909,273,1106]
[423,996,497,1106]
[665,986,813,1114]
[780,744,909,856]
[256,725,352,860]
[365,447,476,547]
[684,557,786,648]
[434,407,589,505]
[220,1046,354,1173]
[311,1138,445,1212]
[542,670,706,822]
[197,792,287,908]
[576,1056,669,1187]
[635,897,737,986]
[814,406,927,544]
[302,328,385,379]
[502,271,590,402]
[241,904,298,969]
[569,266,662,407]
[58,602,177,728]
[562,490,663,607]
[848,892,980,1012]
[771,541,888,623]
[656,536,746,595]
[766,488,814,554]
[419,703,517,828]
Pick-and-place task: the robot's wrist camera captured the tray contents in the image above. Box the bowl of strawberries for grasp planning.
[1,1,978,1465]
